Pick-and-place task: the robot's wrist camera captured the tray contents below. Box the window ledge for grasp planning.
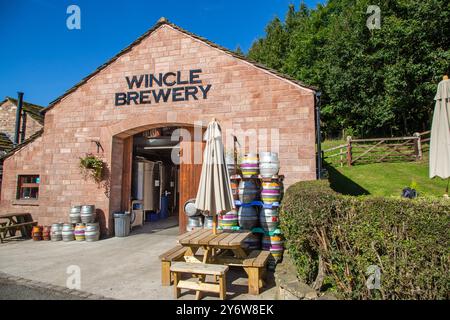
[12,200,40,206]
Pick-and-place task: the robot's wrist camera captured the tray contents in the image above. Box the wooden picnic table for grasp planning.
[178,228,252,263]
[0,213,36,243]
[175,229,270,295]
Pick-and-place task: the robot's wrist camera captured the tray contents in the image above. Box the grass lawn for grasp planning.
[327,161,449,198]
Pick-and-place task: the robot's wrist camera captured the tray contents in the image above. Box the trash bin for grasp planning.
[114,212,132,237]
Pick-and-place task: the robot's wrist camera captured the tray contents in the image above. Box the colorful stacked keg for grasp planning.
[243,233,261,250]
[74,223,86,241]
[261,181,282,204]
[50,223,63,241]
[31,226,43,241]
[238,206,259,230]
[259,152,280,178]
[262,234,284,263]
[259,208,280,232]
[238,180,259,203]
[219,210,238,230]
[240,153,259,178]
[42,226,51,241]
[62,223,75,242]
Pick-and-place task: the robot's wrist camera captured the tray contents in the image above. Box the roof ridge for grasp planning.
[42,18,317,114]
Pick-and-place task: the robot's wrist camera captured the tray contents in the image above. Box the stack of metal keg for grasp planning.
[230,151,284,263]
[54,205,100,242]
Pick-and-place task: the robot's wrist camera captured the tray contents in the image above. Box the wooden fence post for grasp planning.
[346,136,352,166]
[414,132,422,161]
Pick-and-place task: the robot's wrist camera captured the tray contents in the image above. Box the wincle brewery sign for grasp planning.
[115,69,212,106]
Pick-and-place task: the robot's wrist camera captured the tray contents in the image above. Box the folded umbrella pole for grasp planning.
[195,119,235,234]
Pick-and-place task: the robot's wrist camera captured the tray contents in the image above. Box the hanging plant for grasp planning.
[79,154,104,183]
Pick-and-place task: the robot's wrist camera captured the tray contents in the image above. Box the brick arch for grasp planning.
[106,119,207,235]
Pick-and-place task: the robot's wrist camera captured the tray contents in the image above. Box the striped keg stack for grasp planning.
[229,152,285,265]
[218,210,238,230]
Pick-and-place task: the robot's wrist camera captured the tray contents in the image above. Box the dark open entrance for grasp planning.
[130,127,180,229]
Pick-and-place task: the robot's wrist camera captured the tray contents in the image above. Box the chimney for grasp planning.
[14,92,24,146]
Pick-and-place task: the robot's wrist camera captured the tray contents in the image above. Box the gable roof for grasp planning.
[2,97,45,125]
[0,132,13,152]
[0,128,43,161]
[42,17,317,114]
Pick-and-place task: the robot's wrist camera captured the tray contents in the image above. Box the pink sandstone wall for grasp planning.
[0,24,316,234]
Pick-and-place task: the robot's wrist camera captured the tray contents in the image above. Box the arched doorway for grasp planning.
[109,123,205,234]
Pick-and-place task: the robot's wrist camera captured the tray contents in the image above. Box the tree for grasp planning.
[248,0,450,138]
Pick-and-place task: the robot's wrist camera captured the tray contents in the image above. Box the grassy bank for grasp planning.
[327,161,448,197]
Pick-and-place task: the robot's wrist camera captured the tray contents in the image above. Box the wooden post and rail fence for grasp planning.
[323,131,431,167]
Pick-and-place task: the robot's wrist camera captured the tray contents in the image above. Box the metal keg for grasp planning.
[184,199,200,217]
[80,205,96,223]
[85,222,100,242]
[219,210,238,230]
[74,223,86,241]
[50,223,63,241]
[259,207,280,232]
[62,223,75,242]
[261,182,281,204]
[238,180,259,203]
[186,216,203,232]
[240,153,259,177]
[69,206,81,224]
[203,216,214,229]
[238,206,259,230]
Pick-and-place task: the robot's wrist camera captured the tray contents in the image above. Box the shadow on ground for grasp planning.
[326,165,370,196]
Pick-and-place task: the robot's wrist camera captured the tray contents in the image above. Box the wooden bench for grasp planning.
[159,245,189,286]
[0,221,37,243]
[241,250,270,295]
[170,262,228,300]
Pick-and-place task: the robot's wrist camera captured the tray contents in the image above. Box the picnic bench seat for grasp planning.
[242,250,270,295]
[170,262,228,300]
[159,245,189,286]
[0,221,37,243]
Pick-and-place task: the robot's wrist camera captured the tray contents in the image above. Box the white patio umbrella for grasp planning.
[195,119,235,234]
[429,75,450,194]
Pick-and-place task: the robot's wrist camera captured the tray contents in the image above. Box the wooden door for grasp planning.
[121,136,133,212]
[178,127,205,234]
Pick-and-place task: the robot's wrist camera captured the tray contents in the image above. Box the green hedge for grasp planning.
[280,180,450,300]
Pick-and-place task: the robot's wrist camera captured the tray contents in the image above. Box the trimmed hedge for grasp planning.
[280,180,450,300]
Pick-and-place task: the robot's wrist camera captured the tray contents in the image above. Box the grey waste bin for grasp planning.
[114,212,131,237]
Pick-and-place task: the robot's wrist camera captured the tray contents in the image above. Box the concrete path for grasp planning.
[0,218,277,300]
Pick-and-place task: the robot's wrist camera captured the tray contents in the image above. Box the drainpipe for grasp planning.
[315,91,322,179]
[14,92,24,146]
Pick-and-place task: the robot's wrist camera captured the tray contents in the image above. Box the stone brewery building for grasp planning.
[0,19,318,235]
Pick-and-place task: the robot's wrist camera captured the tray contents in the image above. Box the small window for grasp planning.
[17,175,40,200]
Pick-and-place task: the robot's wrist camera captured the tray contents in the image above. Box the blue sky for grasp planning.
[0,0,323,106]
